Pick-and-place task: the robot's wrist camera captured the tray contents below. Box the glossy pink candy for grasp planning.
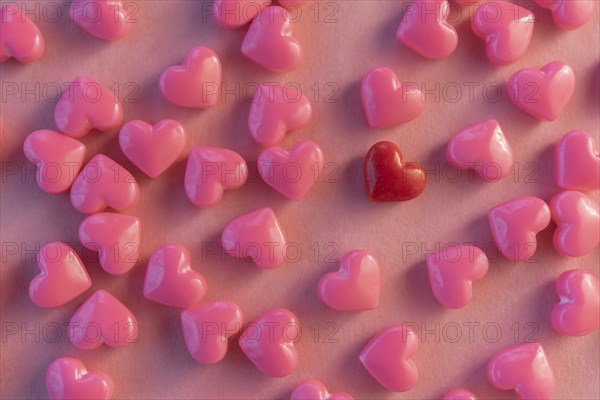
[181,300,244,364]
[488,196,551,262]
[551,269,599,336]
[550,191,599,257]
[159,46,222,108]
[69,289,138,350]
[396,0,458,59]
[426,245,489,309]
[221,208,286,268]
[290,379,353,400]
[54,76,124,138]
[70,0,131,40]
[361,67,424,128]
[79,212,141,275]
[0,4,45,62]
[555,130,600,191]
[29,242,92,308]
[360,325,419,392]
[318,250,380,311]
[239,308,299,377]
[508,61,575,121]
[471,0,534,65]
[248,84,312,146]
[185,147,248,208]
[534,0,594,29]
[119,119,186,178]
[242,6,302,72]
[446,119,514,182]
[144,244,207,308]
[258,140,324,200]
[46,357,113,400]
[23,130,86,194]
[70,154,140,214]
[443,388,477,400]
[487,343,555,399]
[212,0,271,29]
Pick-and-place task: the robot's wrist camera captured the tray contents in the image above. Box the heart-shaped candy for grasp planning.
[54,76,124,138]
[446,119,514,182]
[69,0,131,40]
[159,46,222,108]
[70,154,140,214]
[551,269,599,336]
[0,4,45,62]
[550,191,599,257]
[472,1,534,65]
[221,208,286,268]
[79,212,141,275]
[242,6,302,72]
[360,324,419,392]
[248,84,312,146]
[119,119,186,178]
[534,0,594,29]
[555,130,600,191]
[181,300,244,364]
[396,0,458,59]
[212,0,271,28]
[443,388,477,400]
[23,130,86,194]
[361,67,424,128]
[239,308,299,377]
[46,357,113,400]
[144,244,207,308]
[318,250,380,311]
[488,196,551,262]
[185,146,248,208]
[507,61,575,121]
[487,343,555,399]
[258,140,324,200]
[364,141,426,202]
[29,242,92,308]
[69,289,138,350]
[290,379,353,400]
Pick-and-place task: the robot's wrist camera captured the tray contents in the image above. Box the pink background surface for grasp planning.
[1,0,599,398]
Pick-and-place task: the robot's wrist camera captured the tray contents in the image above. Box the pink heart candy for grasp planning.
[23,130,86,194]
[29,242,92,308]
[488,196,551,262]
[248,84,312,146]
[79,212,141,275]
[487,343,555,399]
[396,0,458,59]
[69,0,131,40]
[184,146,248,208]
[258,140,324,200]
[242,6,302,72]
[471,1,534,65]
[551,269,599,336]
[119,119,186,178]
[46,357,113,400]
[181,300,244,364]
[534,0,594,29]
[54,76,124,138]
[278,0,306,7]
[144,244,207,308]
[159,46,222,108]
[290,379,353,400]
[360,324,419,392]
[69,289,138,350]
[446,119,514,182]
[0,4,45,62]
[239,308,299,377]
[212,0,271,29]
[507,61,575,121]
[70,154,140,214]
[550,191,599,257]
[555,130,600,191]
[426,245,489,309]
[443,388,477,400]
[317,250,380,311]
[221,208,286,268]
